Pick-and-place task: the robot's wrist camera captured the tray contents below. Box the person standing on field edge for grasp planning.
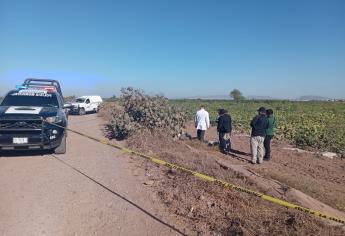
[195,105,210,141]
[217,109,232,154]
[250,107,268,164]
[264,109,275,161]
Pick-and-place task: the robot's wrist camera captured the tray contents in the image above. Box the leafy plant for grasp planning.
[109,87,187,140]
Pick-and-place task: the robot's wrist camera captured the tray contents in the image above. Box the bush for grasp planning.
[98,102,120,121]
[64,95,76,103]
[109,87,187,140]
[321,121,345,157]
[293,126,319,147]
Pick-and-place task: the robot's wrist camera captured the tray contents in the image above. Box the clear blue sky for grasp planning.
[1,0,344,98]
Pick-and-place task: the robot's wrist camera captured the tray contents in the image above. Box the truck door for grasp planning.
[85,99,91,111]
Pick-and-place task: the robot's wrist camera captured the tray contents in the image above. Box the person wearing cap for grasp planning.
[264,109,275,161]
[250,107,269,164]
[217,108,232,154]
[194,105,210,141]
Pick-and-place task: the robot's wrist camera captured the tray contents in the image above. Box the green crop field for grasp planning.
[171,99,345,157]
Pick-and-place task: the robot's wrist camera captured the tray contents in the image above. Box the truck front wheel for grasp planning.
[54,133,66,154]
[79,108,86,115]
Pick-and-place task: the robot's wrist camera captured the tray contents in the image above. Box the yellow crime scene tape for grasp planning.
[47,121,345,225]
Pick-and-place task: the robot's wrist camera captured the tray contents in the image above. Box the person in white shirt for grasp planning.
[194,105,210,141]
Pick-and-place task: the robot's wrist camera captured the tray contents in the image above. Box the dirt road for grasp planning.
[0,114,183,236]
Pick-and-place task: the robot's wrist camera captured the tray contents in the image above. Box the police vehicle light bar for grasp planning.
[15,85,56,92]
[15,85,28,90]
[22,78,63,97]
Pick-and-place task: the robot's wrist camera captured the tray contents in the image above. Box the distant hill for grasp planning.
[246,96,275,100]
[182,95,276,100]
[184,95,231,100]
[297,95,330,101]
[174,94,335,101]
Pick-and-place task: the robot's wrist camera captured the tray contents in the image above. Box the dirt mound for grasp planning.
[185,123,345,213]
[126,131,345,235]
[215,158,345,225]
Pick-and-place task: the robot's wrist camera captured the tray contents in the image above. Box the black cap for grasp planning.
[218,108,227,115]
[266,109,273,115]
[257,107,266,113]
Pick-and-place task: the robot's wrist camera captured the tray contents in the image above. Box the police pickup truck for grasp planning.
[0,79,71,154]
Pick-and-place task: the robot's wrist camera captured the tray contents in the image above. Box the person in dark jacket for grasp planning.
[250,107,268,164]
[217,109,232,154]
[264,109,275,160]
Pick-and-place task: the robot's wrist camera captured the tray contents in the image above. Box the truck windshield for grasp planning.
[1,91,60,108]
[76,98,85,103]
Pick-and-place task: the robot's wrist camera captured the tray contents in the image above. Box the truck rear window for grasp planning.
[1,91,60,108]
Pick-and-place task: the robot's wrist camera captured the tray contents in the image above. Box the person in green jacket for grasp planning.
[264,109,275,161]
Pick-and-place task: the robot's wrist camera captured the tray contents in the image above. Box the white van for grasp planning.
[71,95,103,115]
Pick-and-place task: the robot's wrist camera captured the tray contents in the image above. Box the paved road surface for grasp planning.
[0,114,182,236]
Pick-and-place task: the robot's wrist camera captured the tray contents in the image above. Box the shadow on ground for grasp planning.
[0,150,53,158]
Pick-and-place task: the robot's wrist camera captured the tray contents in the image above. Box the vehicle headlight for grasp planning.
[45,116,63,123]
